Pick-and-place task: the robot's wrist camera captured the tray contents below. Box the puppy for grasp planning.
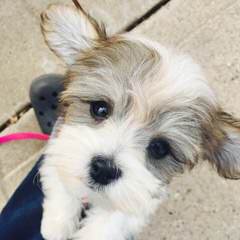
[39,1,240,239]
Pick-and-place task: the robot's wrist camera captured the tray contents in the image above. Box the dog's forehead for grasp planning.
[64,36,216,122]
[68,37,160,88]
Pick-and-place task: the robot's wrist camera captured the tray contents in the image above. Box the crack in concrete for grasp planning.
[121,0,172,33]
[0,103,31,132]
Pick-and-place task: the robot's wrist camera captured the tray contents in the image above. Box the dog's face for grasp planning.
[41,1,240,215]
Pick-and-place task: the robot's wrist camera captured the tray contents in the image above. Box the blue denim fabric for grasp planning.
[0,156,44,240]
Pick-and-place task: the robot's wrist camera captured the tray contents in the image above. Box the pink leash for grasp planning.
[0,132,49,144]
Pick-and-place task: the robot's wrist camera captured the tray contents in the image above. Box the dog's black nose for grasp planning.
[90,156,122,186]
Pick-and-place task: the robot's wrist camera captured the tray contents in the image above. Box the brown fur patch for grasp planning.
[203,110,240,179]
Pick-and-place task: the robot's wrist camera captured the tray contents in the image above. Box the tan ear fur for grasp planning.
[204,111,240,179]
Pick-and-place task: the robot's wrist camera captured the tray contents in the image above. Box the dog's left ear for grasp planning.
[204,112,240,179]
[41,0,106,65]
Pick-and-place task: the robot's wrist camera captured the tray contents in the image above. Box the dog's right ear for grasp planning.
[204,111,240,180]
[41,0,106,65]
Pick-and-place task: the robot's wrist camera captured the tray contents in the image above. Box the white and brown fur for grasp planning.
[39,1,240,239]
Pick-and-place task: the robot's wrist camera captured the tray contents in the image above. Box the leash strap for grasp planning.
[0,132,49,144]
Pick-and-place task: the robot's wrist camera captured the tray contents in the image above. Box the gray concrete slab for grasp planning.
[133,0,240,239]
[0,109,46,179]
[0,0,160,126]
[1,150,43,202]
[134,0,235,47]
[0,186,7,211]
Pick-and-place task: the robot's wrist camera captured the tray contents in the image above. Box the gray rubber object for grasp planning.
[30,74,64,134]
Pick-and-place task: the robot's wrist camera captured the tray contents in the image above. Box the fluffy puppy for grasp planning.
[39,1,240,240]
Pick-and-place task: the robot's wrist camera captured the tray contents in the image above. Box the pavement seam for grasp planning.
[0,103,31,133]
[121,0,172,33]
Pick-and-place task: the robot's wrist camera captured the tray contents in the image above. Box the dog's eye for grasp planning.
[147,138,171,160]
[90,101,110,121]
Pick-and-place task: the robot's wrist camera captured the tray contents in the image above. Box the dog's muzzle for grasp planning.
[89,155,122,186]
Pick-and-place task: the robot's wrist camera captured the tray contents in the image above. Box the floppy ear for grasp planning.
[204,111,240,179]
[40,0,106,65]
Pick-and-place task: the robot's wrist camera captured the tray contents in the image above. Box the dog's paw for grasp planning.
[41,214,80,240]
